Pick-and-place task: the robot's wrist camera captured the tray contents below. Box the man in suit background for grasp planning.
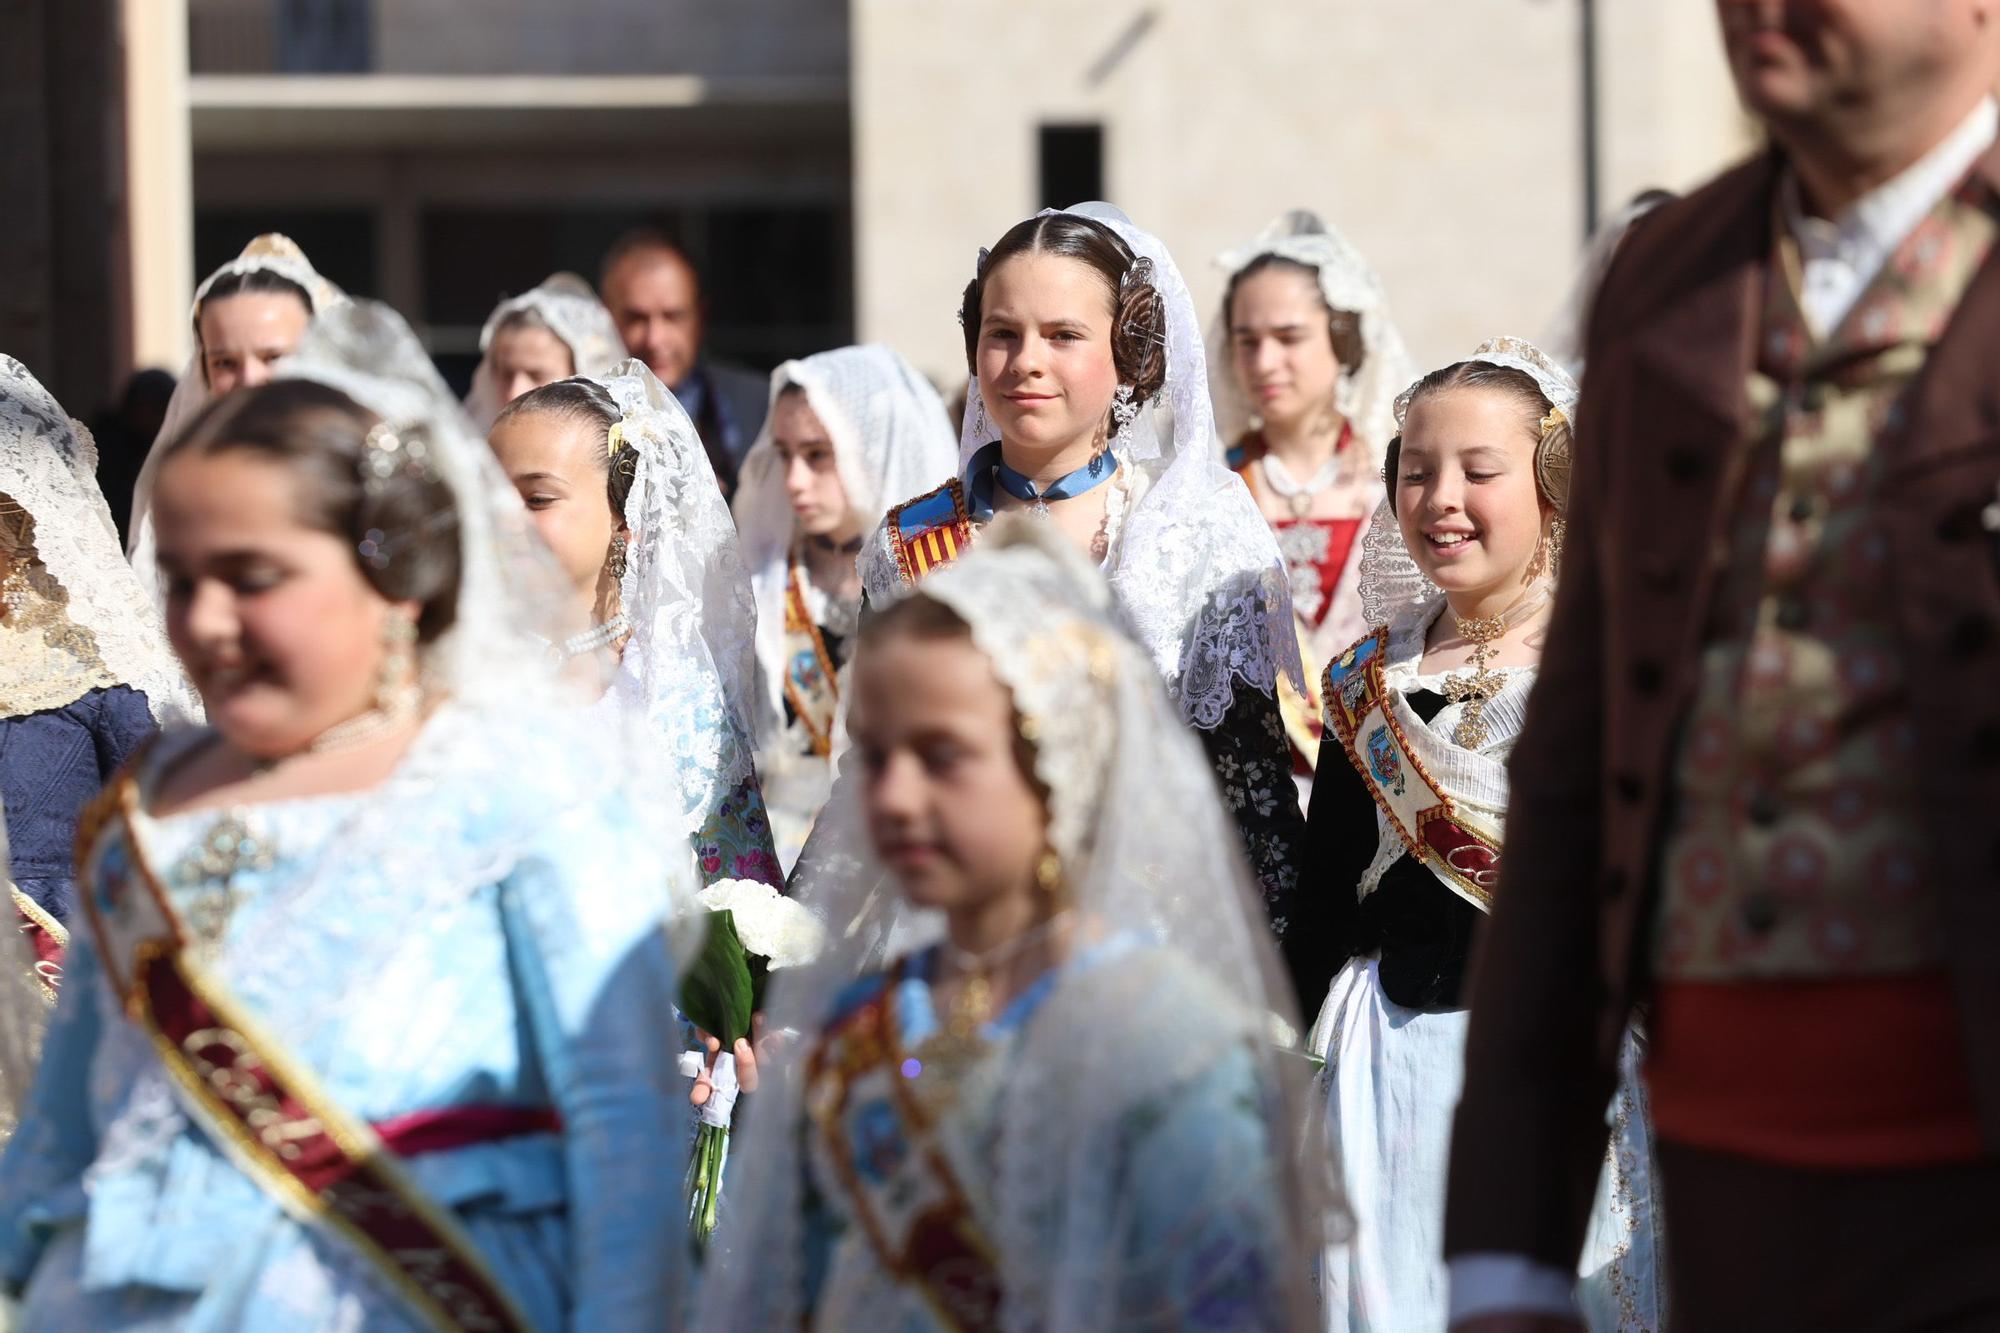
[1446,2,2000,1329]
[600,230,769,496]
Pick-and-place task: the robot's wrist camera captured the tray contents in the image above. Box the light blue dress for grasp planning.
[795,941,1298,1331]
[0,715,691,1331]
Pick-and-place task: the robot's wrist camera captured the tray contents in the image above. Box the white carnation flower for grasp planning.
[696,879,826,969]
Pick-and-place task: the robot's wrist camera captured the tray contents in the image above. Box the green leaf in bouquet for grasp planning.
[679,909,754,1047]
[747,949,772,1017]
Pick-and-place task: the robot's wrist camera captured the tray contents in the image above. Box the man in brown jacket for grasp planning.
[1446,3,2000,1329]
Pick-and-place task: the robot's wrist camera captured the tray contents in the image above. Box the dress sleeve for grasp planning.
[0,928,105,1293]
[88,685,159,781]
[1195,684,1308,948]
[1113,1043,1297,1330]
[1286,731,1378,1017]
[497,800,692,1332]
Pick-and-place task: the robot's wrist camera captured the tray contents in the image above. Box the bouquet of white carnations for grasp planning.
[677,878,823,1246]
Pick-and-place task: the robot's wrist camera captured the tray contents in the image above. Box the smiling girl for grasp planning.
[1297,338,1661,1332]
[851,203,1308,938]
[0,304,693,1330]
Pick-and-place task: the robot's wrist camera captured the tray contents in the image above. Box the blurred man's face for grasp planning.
[1716,0,1979,131]
[603,251,704,390]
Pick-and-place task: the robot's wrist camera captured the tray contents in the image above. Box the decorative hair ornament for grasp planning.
[1539,405,1567,438]
[607,420,627,459]
[359,419,435,497]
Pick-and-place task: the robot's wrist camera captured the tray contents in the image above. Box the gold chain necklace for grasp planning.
[1441,586,1549,748]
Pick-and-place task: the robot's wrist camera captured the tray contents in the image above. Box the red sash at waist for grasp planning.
[371,1106,563,1160]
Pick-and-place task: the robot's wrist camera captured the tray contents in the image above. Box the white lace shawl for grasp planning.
[699,518,1340,1332]
[462,273,625,431]
[0,357,198,722]
[732,345,958,753]
[594,359,764,837]
[864,202,1303,731]
[1207,209,1417,470]
[128,235,348,604]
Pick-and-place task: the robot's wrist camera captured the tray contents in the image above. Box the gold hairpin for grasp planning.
[1538,405,1567,438]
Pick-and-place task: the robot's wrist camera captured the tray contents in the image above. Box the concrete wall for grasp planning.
[374,0,846,78]
[853,0,1750,386]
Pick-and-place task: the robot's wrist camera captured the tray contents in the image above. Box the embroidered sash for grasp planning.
[805,970,1004,1332]
[783,559,842,758]
[887,480,976,586]
[11,887,66,1001]
[1321,629,1503,910]
[74,766,536,1333]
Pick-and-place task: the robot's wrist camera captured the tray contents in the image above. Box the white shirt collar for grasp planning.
[1779,97,1997,334]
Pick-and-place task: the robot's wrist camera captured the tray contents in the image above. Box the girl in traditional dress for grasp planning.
[699,517,1340,1331]
[0,303,694,1330]
[1210,211,1415,804]
[489,363,783,889]
[128,234,347,594]
[0,358,195,985]
[1301,338,1661,1332]
[731,345,958,868]
[849,202,1308,938]
[462,273,625,431]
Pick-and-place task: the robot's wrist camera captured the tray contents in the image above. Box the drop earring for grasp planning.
[607,533,628,580]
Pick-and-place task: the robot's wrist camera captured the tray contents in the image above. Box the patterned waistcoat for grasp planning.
[1655,174,1999,980]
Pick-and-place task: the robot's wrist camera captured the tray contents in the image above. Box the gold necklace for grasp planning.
[1441,587,1549,748]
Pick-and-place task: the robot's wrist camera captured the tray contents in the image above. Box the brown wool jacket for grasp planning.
[1442,145,2000,1268]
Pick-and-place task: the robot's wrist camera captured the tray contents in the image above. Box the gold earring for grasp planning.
[607,533,628,580]
[1035,848,1063,896]
[376,610,420,716]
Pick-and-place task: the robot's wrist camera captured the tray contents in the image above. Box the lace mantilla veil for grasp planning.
[700,517,1344,1331]
[733,344,959,750]
[128,235,350,604]
[1357,335,1581,632]
[1,357,199,723]
[1208,209,1418,466]
[88,307,697,1308]
[462,272,625,431]
[880,201,1302,730]
[592,358,766,850]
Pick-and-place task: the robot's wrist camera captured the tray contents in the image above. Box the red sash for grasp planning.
[76,762,540,1333]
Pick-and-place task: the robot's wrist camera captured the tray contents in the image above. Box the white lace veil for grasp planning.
[129,235,349,602]
[733,344,959,748]
[700,517,1341,1331]
[0,357,199,722]
[945,202,1303,729]
[1359,335,1581,629]
[1208,209,1418,463]
[592,358,766,844]
[462,273,625,432]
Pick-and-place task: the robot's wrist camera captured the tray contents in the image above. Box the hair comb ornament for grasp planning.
[359,419,435,497]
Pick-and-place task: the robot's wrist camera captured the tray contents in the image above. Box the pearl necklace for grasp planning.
[548,612,631,664]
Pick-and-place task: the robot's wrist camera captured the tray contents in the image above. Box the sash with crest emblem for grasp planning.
[783,559,843,758]
[72,753,540,1333]
[1321,629,1504,910]
[887,479,976,587]
[805,963,1005,1331]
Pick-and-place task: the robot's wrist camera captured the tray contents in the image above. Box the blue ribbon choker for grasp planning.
[964,442,1117,520]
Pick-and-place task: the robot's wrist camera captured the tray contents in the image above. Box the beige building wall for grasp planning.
[854,0,1751,387]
